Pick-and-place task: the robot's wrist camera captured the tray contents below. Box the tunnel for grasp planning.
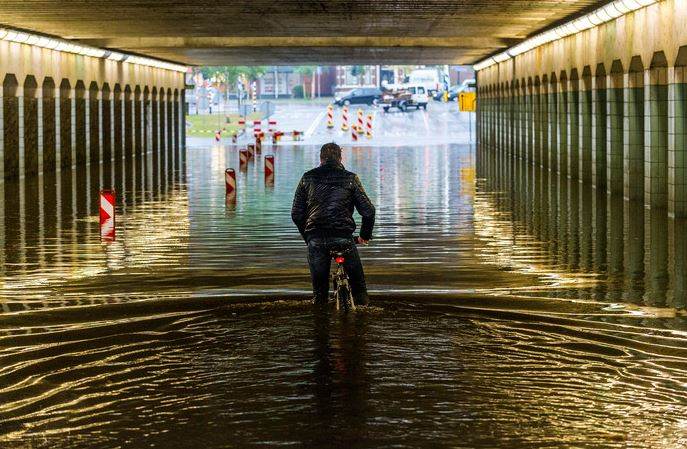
[1,1,687,448]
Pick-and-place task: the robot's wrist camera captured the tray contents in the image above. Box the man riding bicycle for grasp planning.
[291,142,376,306]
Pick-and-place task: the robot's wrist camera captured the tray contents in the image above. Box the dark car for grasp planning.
[433,79,477,101]
[334,88,383,106]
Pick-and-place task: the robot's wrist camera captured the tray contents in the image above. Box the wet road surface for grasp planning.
[1,106,687,448]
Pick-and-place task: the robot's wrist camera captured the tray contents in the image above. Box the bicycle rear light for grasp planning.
[335,256,345,264]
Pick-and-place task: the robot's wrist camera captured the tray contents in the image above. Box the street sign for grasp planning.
[459,92,477,112]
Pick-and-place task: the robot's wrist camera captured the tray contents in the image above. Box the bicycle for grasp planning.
[331,245,356,312]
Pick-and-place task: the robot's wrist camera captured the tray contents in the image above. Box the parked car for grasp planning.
[381,84,429,112]
[334,88,383,106]
[433,79,477,101]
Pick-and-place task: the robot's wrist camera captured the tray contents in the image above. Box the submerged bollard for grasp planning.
[239,149,249,169]
[264,154,274,178]
[99,189,116,241]
[215,130,221,142]
[231,133,238,144]
[268,119,277,134]
[256,135,262,154]
[253,119,261,138]
[247,143,255,159]
[225,168,236,194]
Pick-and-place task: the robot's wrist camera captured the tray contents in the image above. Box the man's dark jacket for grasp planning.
[291,160,375,242]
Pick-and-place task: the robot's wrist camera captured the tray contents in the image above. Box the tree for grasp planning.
[350,65,366,84]
[294,66,316,99]
[197,66,268,100]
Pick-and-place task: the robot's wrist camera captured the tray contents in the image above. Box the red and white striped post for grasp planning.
[255,134,262,154]
[215,130,221,142]
[366,113,373,139]
[238,118,246,128]
[99,189,116,241]
[225,168,236,194]
[239,149,249,169]
[253,119,261,138]
[326,104,334,128]
[231,133,238,144]
[268,118,277,134]
[341,106,349,131]
[247,143,255,159]
[357,108,364,131]
[351,125,358,142]
[264,154,274,177]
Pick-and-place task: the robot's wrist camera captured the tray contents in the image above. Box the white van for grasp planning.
[409,68,447,96]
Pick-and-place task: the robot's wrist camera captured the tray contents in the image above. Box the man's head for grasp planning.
[320,142,342,164]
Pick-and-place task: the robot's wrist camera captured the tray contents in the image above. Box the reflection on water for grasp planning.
[1,142,687,447]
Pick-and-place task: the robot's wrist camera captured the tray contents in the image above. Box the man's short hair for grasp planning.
[320,142,342,162]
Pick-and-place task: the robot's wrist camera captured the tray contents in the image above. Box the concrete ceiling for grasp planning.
[0,0,606,65]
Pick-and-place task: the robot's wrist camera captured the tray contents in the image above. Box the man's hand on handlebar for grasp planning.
[356,236,369,245]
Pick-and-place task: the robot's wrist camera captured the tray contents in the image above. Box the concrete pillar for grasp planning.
[539,77,549,170]
[533,77,541,167]
[144,86,150,154]
[167,88,174,171]
[134,85,142,157]
[113,84,123,161]
[159,88,167,176]
[580,69,593,184]
[645,56,669,210]
[669,65,687,218]
[526,79,534,166]
[181,88,186,155]
[607,65,624,196]
[3,74,19,180]
[568,71,580,180]
[557,73,569,177]
[101,84,112,163]
[124,85,133,159]
[173,89,180,166]
[592,67,608,191]
[42,78,57,174]
[23,76,39,177]
[548,75,558,173]
[88,82,100,166]
[624,58,645,202]
[74,81,87,167]
[151,87,159,156]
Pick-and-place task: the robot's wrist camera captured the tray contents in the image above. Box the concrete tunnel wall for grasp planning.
[476,0,687,218]
[0,39,186,181]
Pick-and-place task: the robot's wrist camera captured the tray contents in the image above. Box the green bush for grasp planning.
[292,84,304,99]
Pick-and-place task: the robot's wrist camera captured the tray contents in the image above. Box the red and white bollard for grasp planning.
[327,104,334,129]
[239,148,249,168]
[253,120,261,138]
[215,130,221,142]
[268,119,277,133]
[231,133,238,144]
[264,154,274,177]
[238,118,246,128]
[225,168,236,194]
[351,125,358,142]
[366,113,373,139]
[99,189,116,241]
[357,108,364,131]
[341,106,349,131]
[247,143,255,159]
[256,135,262,154]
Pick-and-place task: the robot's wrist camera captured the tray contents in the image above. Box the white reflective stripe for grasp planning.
[225,172,236,187]
[100,216,115,238]
[100,195,115,219]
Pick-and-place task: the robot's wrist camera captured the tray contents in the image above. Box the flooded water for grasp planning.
[2,109,687,448]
